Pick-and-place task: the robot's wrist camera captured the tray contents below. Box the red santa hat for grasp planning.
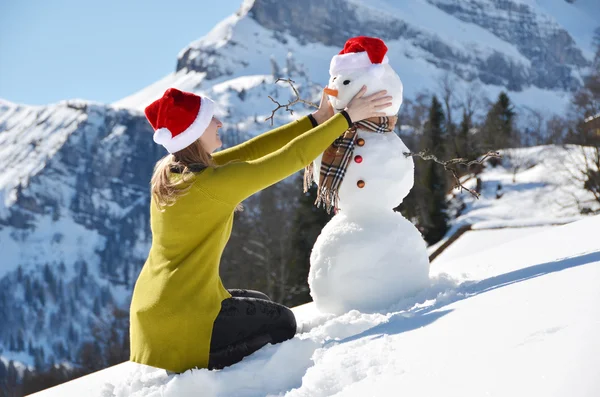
[144,88,215,154]
[329,36,389,78]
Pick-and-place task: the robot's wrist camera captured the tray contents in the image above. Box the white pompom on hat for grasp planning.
[329,36,389,79]
[144,88,215,154]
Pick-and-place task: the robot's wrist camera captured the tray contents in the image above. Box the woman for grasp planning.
[130,85,392,373]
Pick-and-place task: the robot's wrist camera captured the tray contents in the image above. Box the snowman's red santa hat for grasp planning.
[329,36,389,78]
[144,88,215,154]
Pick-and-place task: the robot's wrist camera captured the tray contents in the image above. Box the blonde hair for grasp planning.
[151,139,243,211]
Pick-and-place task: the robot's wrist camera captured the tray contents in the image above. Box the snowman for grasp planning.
[304,36,430,315]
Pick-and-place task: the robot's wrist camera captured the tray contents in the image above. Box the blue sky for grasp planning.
[0,0,242,105]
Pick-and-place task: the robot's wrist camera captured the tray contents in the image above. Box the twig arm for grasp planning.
[403,150,502,199]
[265,78,318,126]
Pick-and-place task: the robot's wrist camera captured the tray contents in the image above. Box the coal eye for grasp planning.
[343,80,351,85]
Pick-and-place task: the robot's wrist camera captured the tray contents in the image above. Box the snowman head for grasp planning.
[325,37,403,116]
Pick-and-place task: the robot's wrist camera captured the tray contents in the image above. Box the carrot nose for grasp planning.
[324,87,339,97]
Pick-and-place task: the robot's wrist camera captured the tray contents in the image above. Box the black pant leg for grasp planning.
[227,289,272,301]
[208,333,273,370]
[208,297,296,369]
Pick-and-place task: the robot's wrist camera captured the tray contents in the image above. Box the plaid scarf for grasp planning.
[303,115,398,213]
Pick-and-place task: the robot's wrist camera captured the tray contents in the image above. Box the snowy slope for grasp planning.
[429,144,600,262]
[431,225,555,264]
[428,145,600,255]
[32,214,600,397]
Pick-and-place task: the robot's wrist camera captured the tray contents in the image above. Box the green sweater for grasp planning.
[129,112,350,373]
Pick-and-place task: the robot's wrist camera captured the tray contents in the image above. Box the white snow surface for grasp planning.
[431,225,554,264]
[32,214,600,397]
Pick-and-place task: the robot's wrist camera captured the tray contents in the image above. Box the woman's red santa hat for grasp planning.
[329,36,389,78]
[144,88,215,153]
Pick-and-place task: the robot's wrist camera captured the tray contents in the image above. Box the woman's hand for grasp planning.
[311,89,335,125]
[345,86,393,122]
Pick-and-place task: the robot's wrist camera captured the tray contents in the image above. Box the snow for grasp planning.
[0,101,83,211]
[353,0,531,67]
[0,102,111,280]
[430,226,553,264]
[1,354,34,372]
[111,0,593,121]
[31,214,600,397]
[0,213,107,279]
[519,0,600,58]
[0,99,154,368]
[427,145,598,258]
[211,75,272,94]
[112,69,207,112]
[448,145,599,229]
[0,104,112,280]
[309,211,430,315]
[428,0,599,61]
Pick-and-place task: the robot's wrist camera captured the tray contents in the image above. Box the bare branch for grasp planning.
[404,150,502,199]
[265,78,318,125]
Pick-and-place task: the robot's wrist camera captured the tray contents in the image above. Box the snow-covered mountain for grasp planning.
[1,0,599,380]
[115,0,599,116]
[0,99,163,370]
[31,214,600,397]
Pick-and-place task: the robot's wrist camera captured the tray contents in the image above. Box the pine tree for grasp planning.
[16,329,25,352]
[457,109,475,159]
[424,96,447,157]
[593,27,600,67]
[420,96,449,244]
[16,265,23,283]
[93,298,101,317]
[270,57,281,79]
[0,359,6,382]
[481,92,516,150]
[6,360,18,394]
[34,350,45,371]
[24,277,33,304]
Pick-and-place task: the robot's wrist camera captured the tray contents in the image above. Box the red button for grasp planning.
[354,155,363,163]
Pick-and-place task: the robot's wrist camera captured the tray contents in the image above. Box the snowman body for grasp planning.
[307,47,430,315]
[309,210,429,314]
[312,130,414,213]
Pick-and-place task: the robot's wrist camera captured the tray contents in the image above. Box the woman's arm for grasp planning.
[211,115,316,165]
[201,87,391,204]
[200,112,351,204]
[212,90,334,164]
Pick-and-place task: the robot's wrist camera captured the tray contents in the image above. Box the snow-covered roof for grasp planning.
[584,113,600,125]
